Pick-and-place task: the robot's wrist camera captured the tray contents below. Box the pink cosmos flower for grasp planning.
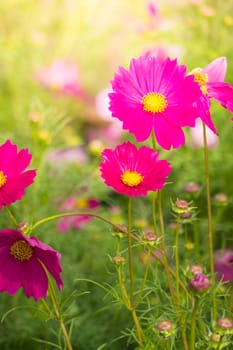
[57,197,100,233]
[214,249,233,283]
[109,54,204,149]
[35,59,89,101]
[189,118,218,149]
[0,140,36,210]
[0,228,62,301]
[100,142,171,196]
[191,57,233,133]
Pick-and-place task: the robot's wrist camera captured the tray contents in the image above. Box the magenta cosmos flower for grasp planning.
[100,142,171,196]
[57,197,100,233]
[191,57,233,133]
[109,54,204,149]
[0,140,36,210]
[0,229,62,301]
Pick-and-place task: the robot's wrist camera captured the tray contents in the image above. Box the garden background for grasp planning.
[0,0,232,349]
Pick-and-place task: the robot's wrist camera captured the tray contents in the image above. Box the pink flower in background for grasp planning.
[109,54,204,149]
[191,57,233,133]
[35,59,87,100]
[100,142,171,197]
[46,146,88,168]
[189,118,218,149]
[0,140,36,210]
[57,197,100,233]
[214,249,233,283]
[0,229,62,301]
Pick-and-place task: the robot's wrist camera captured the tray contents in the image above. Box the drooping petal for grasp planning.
[207,82,233,113]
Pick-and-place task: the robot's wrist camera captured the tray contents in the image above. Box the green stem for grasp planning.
[31,212,127,234]
[190,297,200,350]
[48,277,73,350]
[4,206,18,227]
[158,191,189,350]
[117,265,130,307]
[135,248,151,307]
[175,218,181,301]
[157,191,177,306]
[216,335,224,350]
[151,132,158,233]
[202,123,216,320]
[127,197,143,347]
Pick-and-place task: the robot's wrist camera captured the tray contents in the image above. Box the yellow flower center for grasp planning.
[10,240,33,261]
[191,68,208,94]
[0,170,7,188]
[76,198,89,209]
[142,92,167,113]
[121,170,144,187]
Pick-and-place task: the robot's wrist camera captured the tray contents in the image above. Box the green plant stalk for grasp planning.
[151,131,158,233]
[216,334,224,350]
[157,191,177,306]
[135,248,151,307]
[202,122,216,320]
[31,212,127,234]
[175,217,181,301]
[190,296,200,350]
[4,206,18,227]
[46,270,73,350]
[127,197,143,347]
[117,265,130,307]
[158,191,189,350]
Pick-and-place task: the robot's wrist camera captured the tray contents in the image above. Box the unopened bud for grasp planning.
[189,273,211,293]
[173,199,190,214]
[183,182,201,194]
[112,256,126,266]
[143,232,158,246]
[189,265,203,276]
[17,221,30,234]
[215,317,233,335]
[214,193,228,206]
[156,319,175,338]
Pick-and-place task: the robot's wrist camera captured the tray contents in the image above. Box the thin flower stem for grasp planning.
[31,212,127,234]
[151,131,158,233]
[216,335,224,350]
[202,123,216,320]
[135,248,151,307]
[117,265,130,307]
[175,218,181,301]
[190,297,200,350]
[48,278,73,350]
[157,191,177,305]
[4,206,18,227]
[127,197,143,347]
[158,191,189,350]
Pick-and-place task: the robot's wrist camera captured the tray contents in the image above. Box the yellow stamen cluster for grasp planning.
[76,198,89,209]
[192,68,208,94]
[10,240,33,261]
[121,170,144,187]
[142,92,167,113]
[0,170,7,188]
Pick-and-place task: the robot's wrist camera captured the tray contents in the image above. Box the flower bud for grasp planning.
[112,256,126,266]
[189,273,211,293]
[189,264,204,276]
[16,221,30,235]
[143,232,158,246]
[183,182,201,194]
[172,199,193,215]
[214,193,228,206]
[156,319,175,338]
[215,317,233,335]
